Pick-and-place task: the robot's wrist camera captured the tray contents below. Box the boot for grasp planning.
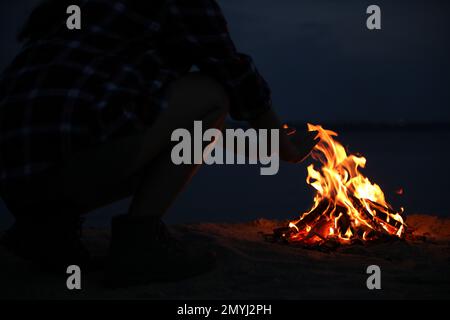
[105,214,216,288]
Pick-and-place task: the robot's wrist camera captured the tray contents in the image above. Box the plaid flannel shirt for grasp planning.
[0,0,272,187]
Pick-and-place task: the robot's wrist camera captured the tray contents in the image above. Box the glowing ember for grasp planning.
[280,124,406,246]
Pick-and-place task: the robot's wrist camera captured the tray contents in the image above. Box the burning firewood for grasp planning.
[269,124,407,247]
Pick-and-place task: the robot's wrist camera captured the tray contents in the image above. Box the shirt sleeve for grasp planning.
[164,0,272,121]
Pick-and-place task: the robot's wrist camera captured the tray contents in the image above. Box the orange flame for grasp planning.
[287,124,406,244]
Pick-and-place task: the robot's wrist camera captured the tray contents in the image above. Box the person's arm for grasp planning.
[164,0,270,119]
[250,109,318,163]
[164,0,318,163]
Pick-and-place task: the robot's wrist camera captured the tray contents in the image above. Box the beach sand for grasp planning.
[0,214,449,300]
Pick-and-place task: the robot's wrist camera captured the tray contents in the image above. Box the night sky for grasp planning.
[1,0,449,123]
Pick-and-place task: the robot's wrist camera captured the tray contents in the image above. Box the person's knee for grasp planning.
[169,73,230,116]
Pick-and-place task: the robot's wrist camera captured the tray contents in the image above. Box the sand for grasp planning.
[0,214,449,300]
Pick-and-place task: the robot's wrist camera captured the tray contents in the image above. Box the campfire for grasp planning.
[272,124,407,247]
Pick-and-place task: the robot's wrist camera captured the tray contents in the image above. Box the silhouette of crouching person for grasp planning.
[0,0,318,287]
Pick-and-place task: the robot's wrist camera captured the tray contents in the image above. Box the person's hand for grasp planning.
[279,126,319,163]
[248,109,319,163]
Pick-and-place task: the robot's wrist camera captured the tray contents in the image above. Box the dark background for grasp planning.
[1,0,449,229]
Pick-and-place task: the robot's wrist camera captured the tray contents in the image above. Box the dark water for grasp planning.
[1,131,449,230]
[164,130,450,222]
